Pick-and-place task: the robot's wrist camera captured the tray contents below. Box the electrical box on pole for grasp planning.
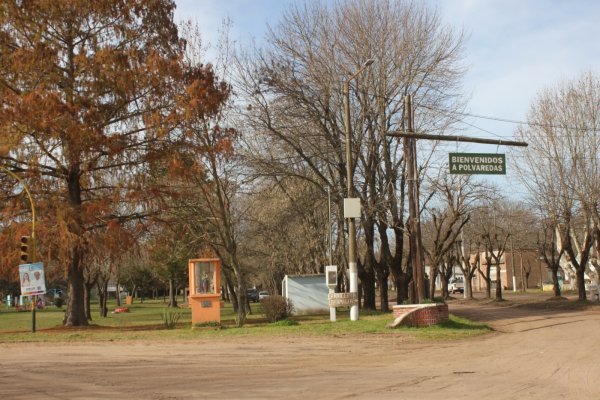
[343,198,361,219]
[325,265,338,289]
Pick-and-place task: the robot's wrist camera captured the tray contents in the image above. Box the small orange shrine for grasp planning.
[188,258,221,324]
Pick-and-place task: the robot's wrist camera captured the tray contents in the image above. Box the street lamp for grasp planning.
[344,58,374,321]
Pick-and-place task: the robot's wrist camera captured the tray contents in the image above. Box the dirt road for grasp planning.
[1,297,599,399]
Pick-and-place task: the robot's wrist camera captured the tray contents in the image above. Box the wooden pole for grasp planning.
[405,95,425,303]
[387,132,528,147]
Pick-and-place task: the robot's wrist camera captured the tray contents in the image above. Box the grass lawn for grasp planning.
[0,298,491,342]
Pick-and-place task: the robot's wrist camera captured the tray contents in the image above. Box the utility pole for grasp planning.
[509,219,517,292]
[493,210,503,301]
[458,176,468,299]
[519,250,526,292]
[387,100,528,304]
[327,187,333,266]
[343,59,374,321]
[404,95,425,303]
[460,229,468,299]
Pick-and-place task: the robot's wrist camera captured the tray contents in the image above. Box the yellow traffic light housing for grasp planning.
[20,235,29,263]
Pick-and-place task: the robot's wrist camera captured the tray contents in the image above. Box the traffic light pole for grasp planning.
[0,166,37,333]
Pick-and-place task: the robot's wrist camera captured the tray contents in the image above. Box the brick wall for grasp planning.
[391,303,449,328]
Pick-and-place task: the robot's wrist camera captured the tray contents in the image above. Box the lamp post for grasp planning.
[344,58,373,322]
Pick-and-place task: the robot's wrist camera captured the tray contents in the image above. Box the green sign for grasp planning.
[449,153,506,175]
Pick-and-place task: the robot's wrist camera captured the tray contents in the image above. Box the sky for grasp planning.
[173,0,600,195]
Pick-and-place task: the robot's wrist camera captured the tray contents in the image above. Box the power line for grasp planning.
[431,106,509,141]
[359,90,600,136]
[419,103,600,133]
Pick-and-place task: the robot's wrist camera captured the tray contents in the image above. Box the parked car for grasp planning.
[48,288,63,298]
[259,291,270,301]
[247,288,259,303]
[448,276,465,294]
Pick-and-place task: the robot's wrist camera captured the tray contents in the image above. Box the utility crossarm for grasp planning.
[386,131,528,147]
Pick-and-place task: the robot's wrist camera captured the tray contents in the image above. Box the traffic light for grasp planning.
[20,235,29,263]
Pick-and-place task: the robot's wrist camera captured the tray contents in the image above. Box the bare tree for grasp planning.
[503,203,539,292]
[422,173,491,297]
[516,72,600,300]
[458,238,480,299]
[233,0,466,307]
[484,229,510,302]
[537,219,564,297]
[479,242,494,299]
[468,204,499,299]
[438,244,460,299]
[481,199,511,301]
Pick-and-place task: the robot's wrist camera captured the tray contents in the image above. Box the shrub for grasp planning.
[261,295,294,323]
[54,297,64,308]
[162,308,181,329]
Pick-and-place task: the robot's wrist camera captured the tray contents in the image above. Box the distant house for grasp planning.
[107,284,128,298]
[472,250,546,291]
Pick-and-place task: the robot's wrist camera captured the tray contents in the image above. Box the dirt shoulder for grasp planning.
[1,293,599,399]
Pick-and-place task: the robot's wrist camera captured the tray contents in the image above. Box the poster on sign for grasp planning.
[19,262,46,296]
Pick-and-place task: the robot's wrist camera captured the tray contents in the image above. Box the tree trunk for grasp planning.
[576,269,586,301]
[168,278,177,307]
[396,273,409,304]
[63,165,88,326]
[464,273,474,299]
[359,257,377,311]
[98,281,108,318]
[377,221,405,306]
[359,216,377,311]
[429,266,438,300]
[63,249,88,326]
[235,280,247,327]
[115,281,122,307]
[495,264,503,301]
[361,269,376,311]
[377,267,390,312]
[483,264,492,299]
[551,267,561,297]
[561,228,592,301]
[440,273,449,299]
[228,281,237,310]
[222,264,238,311]
[84,281,94,321]
[98,291,105,317]
[408,279,416,304]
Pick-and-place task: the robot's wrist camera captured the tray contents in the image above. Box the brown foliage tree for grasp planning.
[0,1,200,325]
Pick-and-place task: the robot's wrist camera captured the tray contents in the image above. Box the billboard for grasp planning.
[19,262,46,296]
